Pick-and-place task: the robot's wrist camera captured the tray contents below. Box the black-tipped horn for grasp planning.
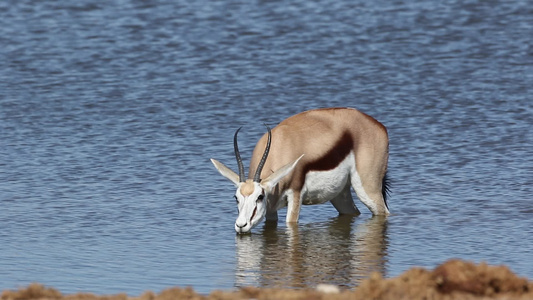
[253,125,272,182]
[234,127,246,182]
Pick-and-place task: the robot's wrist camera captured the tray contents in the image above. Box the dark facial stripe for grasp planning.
[250,205,257,223]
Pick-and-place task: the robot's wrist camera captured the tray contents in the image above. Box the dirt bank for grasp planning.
[2,260,532,300]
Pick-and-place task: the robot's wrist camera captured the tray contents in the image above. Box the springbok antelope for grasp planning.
[211,107,390,233]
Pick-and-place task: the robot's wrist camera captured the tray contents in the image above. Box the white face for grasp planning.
[211,154,304,233]
[234,182,267,233]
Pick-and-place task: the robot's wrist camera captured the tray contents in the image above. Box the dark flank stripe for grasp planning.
[291,131,354,190]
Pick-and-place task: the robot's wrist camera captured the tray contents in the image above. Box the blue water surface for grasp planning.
[1,0,532,295]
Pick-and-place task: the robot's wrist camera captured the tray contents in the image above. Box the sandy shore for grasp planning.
[2,260,532,300]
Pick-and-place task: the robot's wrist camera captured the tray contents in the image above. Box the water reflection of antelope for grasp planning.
[211,108,390,234]
[235,215,388,289]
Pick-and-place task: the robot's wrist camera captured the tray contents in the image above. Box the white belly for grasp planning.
[301,152,355,205]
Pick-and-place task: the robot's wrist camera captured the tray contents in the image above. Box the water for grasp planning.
[1,0,532,295]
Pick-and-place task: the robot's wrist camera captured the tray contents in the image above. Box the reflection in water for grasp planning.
[235,216,388,289]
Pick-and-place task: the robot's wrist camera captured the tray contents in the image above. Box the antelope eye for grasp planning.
[257,194,264,202]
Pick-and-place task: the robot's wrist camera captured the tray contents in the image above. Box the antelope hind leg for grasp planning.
[330,183,361,215]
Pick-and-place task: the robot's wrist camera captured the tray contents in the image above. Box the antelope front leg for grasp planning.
[286,190,302,223]
[266,210,278,221]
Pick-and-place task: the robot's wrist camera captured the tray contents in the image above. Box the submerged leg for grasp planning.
[286,190,302,223]
[330,183,361,215]
[266,210,278,221]
[351,169,389,215]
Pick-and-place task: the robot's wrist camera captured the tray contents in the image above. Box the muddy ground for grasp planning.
[3,260,532,300]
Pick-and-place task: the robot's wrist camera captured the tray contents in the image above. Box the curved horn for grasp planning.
[254,125,272,182]
[234,127,246,182]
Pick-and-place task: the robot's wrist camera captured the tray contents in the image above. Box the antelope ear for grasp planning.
[261,154,304,191]
[211,159,240,186]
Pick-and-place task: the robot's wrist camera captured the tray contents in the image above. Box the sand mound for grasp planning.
[2,260,531,300]
[354,259,531,300]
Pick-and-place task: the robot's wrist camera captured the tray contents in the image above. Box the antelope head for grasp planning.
[211,126,303,233]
